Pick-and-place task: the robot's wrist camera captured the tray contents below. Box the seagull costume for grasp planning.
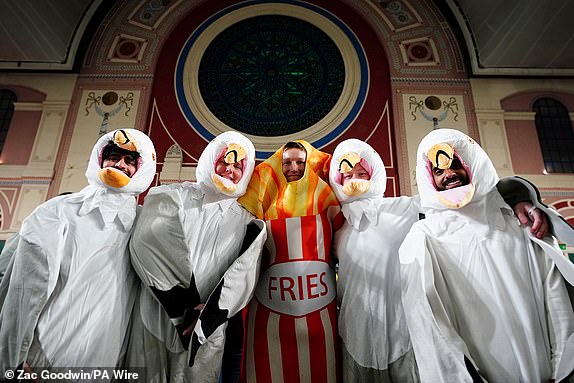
[329,139,420,382]
[399,128,574,383]
[0,129,156,373]
[128,131,266,382]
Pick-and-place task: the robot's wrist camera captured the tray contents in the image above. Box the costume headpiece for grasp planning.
[195,131,255,198]
[329,139,386,204]
[239,140,338,220]
[416,128,498,211]
[86,128,156,195]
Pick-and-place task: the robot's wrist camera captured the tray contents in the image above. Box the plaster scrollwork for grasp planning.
[84,91,135,136]
[408,95,459,129]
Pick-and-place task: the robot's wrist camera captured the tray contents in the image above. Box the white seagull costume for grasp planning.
[128,131,266,382]
[0,129,156,373]
[329,139,420,382]
[399,128,574,383]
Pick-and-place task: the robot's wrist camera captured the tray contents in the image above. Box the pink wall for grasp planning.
[504,119,545,174]
[502,90,574,175]
[1,110,42,165]
[502,91,574,111]
[0,85,46,165]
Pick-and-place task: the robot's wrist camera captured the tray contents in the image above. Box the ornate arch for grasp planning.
[83,0,469,195]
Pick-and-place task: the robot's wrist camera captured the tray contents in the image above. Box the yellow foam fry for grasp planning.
[238,140,339,220]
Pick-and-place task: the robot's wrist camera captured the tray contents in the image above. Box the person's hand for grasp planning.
[513,201,549,239]
[182,303,205,337]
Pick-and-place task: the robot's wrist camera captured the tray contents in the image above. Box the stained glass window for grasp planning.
[198,15,345,136]
[0,89,17,155]
[533,97,574,173]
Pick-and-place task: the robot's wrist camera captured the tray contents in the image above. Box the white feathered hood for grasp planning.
[416,128,499,213]
[330,139,387,203]
[329,139,387,229]
[195,131,255,199]
[86,128,157,195]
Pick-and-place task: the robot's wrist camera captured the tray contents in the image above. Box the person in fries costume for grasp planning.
[238,141,342,383]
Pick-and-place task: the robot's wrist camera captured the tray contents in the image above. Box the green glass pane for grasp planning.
[198,15,345,136]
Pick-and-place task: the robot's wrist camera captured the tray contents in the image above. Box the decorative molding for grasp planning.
[107,33,149,63]
[13,102,44,112]
[399,36,440,66]
[408,95,459,128]
[127,0,183,31]
[79,74,154,79]
[165,144,183,158]
[0,179,51,186]
[541,191,574,198]
[391,77,470,84]
[368,0,424,33]
[504,111,536,121]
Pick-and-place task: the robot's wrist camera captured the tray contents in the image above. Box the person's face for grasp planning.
[282,148,306,182]
[102,152,138,177]
[215,158,243,184]
[342,163,370,185]
[432,157,469,191]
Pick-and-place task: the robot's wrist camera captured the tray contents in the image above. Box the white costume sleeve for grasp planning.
[528,233,574,381]
[498,176,574,253]
[0,235,19,281]
[0,203,64,372]
[399,225,485,383]
[189,219,266,366]
[400,222,574,383]
[130,183,267,368]
[130,184,196,292]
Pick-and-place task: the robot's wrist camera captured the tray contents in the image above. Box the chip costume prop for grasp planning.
[238,141,341,383]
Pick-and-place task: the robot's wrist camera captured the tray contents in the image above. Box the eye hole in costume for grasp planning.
[426,145,475,209]
[338,153,371,197]
[212,144,247,195]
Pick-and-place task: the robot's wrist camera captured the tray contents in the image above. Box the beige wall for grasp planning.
[0,74,77,239]
[469,78,574,190]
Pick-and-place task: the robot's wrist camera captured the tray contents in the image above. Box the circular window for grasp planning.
[198,15,345,137]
